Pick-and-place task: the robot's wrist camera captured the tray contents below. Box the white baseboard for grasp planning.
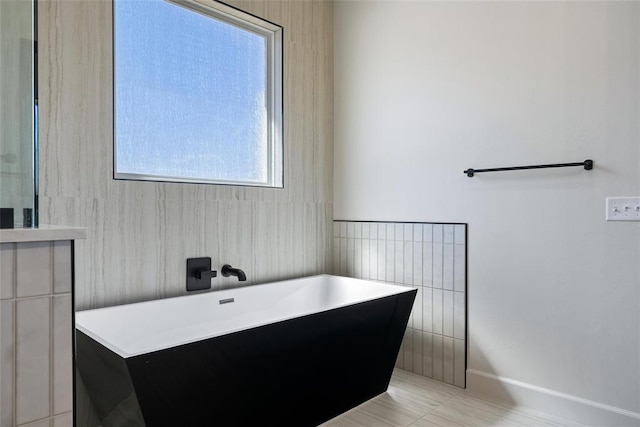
[466,369,640,427]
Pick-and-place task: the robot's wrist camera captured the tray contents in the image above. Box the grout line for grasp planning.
[12,242,17,301]
[440,242,444,359]
[406,409,426,426]
[441,291,445,380]
[422,231,426,374]
[423,390,461,419]
[50,293,54,420]
[5,243,16,426]
[0,292,71,303]
[16,415,53,427]
[430,238,434,378]
[50,241,54,296]
[13,297,17,427]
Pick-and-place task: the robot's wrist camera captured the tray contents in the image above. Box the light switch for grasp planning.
[606,197,640,221]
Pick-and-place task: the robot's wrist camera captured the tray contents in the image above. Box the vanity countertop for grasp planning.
[0,224,87,243]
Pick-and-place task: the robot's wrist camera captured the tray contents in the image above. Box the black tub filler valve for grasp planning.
[186,257,217,291]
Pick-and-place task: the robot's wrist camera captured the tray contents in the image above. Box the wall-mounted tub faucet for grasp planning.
[221,264,246,282]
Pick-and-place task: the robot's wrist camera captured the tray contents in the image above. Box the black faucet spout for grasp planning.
[221,264,247,282]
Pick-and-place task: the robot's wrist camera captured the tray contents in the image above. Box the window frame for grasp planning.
[112,0,284,188]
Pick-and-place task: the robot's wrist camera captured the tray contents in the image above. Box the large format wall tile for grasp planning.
[16,297,50,425]
[333,221,467,388]
[1,241,75,427]
[16,242,51,298]
[52,242,72,294]
[1,301,14,427]
[52,296,72,415]
[0,243,15,299]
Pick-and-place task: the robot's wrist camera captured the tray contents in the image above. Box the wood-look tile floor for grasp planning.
[321,369,584,427]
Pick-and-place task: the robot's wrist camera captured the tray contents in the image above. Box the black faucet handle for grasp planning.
[196,270,217,280]
[187,257,217,291]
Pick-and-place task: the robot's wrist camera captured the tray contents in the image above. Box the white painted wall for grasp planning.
[334,0,640,419]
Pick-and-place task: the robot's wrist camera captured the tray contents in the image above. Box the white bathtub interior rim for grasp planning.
[75,274,414,358]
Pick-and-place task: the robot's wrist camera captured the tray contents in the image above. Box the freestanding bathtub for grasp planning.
[76,274,416,427]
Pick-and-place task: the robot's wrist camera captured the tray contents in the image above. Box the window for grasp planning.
[114,0,283,187]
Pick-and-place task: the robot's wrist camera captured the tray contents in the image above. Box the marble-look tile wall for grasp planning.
[0,241,74,427]
[38,0,334,310]
[332,221,466,388]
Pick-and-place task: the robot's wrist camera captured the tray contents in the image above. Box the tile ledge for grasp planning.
[0,224,87,243]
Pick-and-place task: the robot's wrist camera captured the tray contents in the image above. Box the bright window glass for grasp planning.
[114,0,282,187]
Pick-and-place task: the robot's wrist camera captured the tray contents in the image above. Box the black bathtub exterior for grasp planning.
[77,290,417,427]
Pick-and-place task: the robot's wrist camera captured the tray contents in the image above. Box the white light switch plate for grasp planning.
[606,197,640,221]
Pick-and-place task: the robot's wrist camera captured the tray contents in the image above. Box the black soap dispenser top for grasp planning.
[0,208,14,229]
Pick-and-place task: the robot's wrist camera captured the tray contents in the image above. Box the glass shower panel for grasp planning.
[0,0,37,227]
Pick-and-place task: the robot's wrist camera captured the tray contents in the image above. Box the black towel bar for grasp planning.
[464,159,593,177]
